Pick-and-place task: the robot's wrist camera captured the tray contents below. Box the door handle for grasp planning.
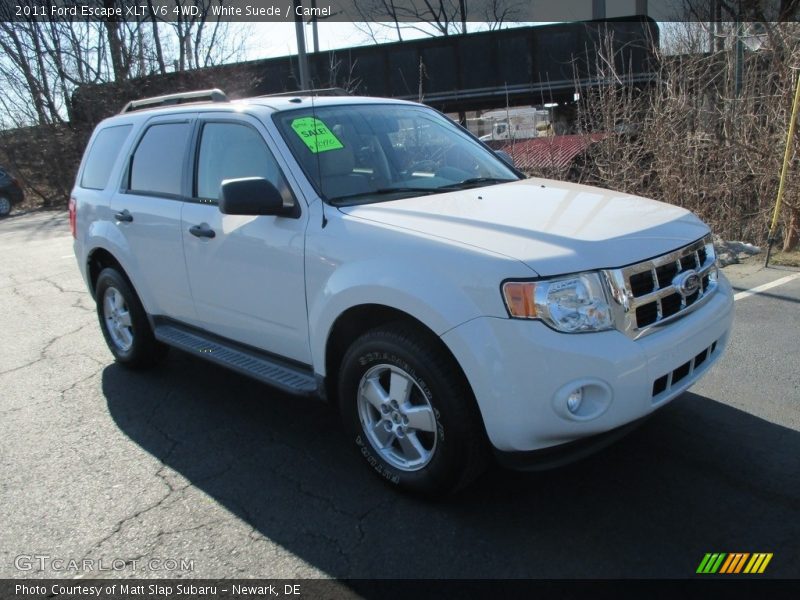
[114,209,133,223]
[189,223,216,239]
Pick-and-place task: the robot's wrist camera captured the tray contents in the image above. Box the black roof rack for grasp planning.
[258,87,351,99]
[120,89,229,114]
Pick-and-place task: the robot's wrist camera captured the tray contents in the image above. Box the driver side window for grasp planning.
[195,122,285,202]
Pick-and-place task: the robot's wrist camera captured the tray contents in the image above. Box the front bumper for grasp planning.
[493,416,651,471]
[441,274,734,454]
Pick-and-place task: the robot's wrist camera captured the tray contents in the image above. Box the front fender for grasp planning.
[308,258,494,376]
[304,206,536,375]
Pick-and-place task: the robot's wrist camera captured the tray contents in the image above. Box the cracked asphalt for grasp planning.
[1,210,799,580]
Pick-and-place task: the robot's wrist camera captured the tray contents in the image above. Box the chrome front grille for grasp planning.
[603,236,718,339]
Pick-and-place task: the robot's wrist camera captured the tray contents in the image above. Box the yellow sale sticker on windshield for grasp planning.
[291,117,344,153]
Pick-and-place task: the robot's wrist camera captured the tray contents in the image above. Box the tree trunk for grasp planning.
[28,22,60,123]
[783,205,799,252]
[103,1,128,81]
[147,0,167,74]
[0,24,49,124]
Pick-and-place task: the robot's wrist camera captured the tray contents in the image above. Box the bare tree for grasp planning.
[161,0,247,71]
[0,0,251,210]
[352,1,407,42]
[0,0,248,129]
[351,0,522,41]
[543,21,800,251]
[326,52,362,92]
[480,0,524,29]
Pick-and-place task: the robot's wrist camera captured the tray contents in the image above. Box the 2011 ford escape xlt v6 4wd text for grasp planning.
[71,89,733,495]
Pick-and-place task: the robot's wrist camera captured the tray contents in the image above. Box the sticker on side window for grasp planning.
[290,117,344,153]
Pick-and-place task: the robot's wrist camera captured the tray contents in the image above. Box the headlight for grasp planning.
[502,272,614,332]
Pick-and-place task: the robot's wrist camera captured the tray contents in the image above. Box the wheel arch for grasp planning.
[87,247,134,299]
[323,303,479,416]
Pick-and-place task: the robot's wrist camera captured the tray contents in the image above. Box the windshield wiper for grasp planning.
[327,187,440,205]
[436,177,517,191]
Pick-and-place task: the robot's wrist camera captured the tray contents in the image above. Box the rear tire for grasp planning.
[338,323,488,497]
[95,268,169,369]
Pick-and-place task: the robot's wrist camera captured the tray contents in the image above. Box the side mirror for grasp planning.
[495,150,515,168]
[219,177,289,216]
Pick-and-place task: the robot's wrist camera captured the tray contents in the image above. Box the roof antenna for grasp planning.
[310,92,328,228]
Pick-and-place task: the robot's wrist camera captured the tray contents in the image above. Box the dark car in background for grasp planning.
[0,166,24,217]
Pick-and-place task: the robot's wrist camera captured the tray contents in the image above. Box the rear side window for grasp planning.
[129,122,191,197]
[80,124,132,190]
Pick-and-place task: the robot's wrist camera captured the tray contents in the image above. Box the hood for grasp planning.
[339,179,709,276]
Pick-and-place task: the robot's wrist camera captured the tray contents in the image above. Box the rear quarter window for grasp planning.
[80,124,132,190]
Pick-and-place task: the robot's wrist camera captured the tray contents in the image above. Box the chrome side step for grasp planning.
[154,323,318,397]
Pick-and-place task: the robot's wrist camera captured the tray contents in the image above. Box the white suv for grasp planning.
[71,89,733,495]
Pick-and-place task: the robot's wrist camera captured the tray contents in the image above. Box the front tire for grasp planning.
[339,323,488,496]
[0,195,11,217]
[95,268,168,369]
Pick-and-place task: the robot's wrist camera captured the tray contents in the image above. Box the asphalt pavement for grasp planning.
[1,210,798,580]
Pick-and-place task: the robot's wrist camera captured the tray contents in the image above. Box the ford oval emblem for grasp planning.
[673,270,701,297]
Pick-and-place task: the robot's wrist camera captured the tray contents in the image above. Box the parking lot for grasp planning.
[1,210,798,579]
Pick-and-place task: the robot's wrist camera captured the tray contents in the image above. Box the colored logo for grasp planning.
[696,552,773,574]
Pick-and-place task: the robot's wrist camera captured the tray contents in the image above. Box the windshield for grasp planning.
[273,103,519,205]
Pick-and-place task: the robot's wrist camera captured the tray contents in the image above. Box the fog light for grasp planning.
[553,379,612,421]
[566,388,584,414]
